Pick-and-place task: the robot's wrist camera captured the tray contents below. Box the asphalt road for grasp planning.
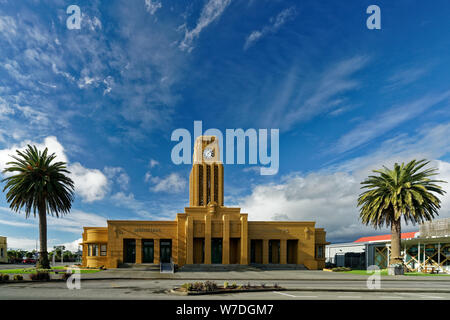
[1,279,450,300]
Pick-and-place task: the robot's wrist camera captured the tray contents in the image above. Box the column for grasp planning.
[280,239,287,264]
[240,215,248,264]
[222,215,230,264]
[154,239,160,264]
[186,217,194,264]
[136,239,142,264]
[262,239,269,264]
[205,214,211,264]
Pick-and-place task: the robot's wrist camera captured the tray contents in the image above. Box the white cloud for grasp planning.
[145,0,162,15]
[149,159,159,168]
[104,166,130,190]
[244,6,296,50]
[69,163,108,202]
[238,124,450,243]
[147,172,186,193]
[0,136,109,203]
[179,0,231,52]
[61,238,83,252]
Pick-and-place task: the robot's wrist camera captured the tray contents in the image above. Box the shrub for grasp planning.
[192,282,204,291]
[13,275,23,281]
[30,271,50,281]
[223,281,228,289]
[332,267,352,272]
[1,274,10,282]
[231,282,237,289]
[204,281,217,292]
[181,283,193,291]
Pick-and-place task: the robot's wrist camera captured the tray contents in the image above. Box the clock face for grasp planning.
[203,147,214,159]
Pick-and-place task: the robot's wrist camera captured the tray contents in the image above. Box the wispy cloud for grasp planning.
[332,90,450,154]
[179,0,232,52]
[145,0,162,15]
[244,6,297,50]
[385,66,430,90]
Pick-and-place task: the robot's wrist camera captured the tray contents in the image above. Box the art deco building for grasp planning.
[81,136,329,269]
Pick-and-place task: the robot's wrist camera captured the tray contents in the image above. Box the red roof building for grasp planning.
[354,231,418,243]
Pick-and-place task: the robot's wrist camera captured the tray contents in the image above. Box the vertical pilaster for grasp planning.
[280,239,287,264]
[186,217,194,264]
[154,239,160,264]
[240,215,248,264]
[262,239,269,264]
[222,215,230,264]
[205,214,211,264]
[136,239,142,264]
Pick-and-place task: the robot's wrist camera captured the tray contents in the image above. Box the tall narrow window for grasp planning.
[100,244,107,256]
[206,165,211,204]
[214,165,218,203]
[199,165,203,206]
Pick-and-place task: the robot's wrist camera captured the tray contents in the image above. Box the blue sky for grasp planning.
[1,0,450,251]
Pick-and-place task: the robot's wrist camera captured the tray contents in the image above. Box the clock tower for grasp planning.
[189,136,224,207]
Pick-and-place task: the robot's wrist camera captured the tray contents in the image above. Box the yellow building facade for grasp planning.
[81,136,328,270]
[0,236,7,263]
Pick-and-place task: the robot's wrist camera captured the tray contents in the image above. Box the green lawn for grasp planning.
[0,266,100,274]
[338,269,450,276]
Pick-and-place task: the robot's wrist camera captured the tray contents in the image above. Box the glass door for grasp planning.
[211,238,223,264]
[142,240,154,263]
[160,239,172,263]
[124,239,136,263]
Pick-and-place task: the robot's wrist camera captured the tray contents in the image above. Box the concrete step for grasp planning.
[178,264,261,272]
[250,264,308,270]
[118,263,160,271]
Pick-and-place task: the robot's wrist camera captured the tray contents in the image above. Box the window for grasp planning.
[0,248,3,257]
[100,244,107,256]
[92,244,98,256]
[316,245,324,259]
[87,244,92,256]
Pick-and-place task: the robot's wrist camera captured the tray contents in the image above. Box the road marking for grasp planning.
[273,291,297,298]
[272,292,318,298]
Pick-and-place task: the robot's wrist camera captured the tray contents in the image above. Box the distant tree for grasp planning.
[358,159,446,273]
[2,145,75,269]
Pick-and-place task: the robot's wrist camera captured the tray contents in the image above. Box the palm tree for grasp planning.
[2,145,74,269]
[358,159,446,273]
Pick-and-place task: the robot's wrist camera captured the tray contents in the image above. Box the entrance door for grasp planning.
[142,240,154,263]
[269,240,280,264]
[193,238,205,264]
[160,239,172,263]
[211,238,222,264]
[250,240,263,263]
[230,238,241,264]
[124,239,136,263]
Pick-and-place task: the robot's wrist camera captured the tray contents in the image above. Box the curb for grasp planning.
[170,288,286,296]
[77,276,450,282]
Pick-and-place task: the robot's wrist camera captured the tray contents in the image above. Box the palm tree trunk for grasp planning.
[37,203,50,269]
[390,217,402,265]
